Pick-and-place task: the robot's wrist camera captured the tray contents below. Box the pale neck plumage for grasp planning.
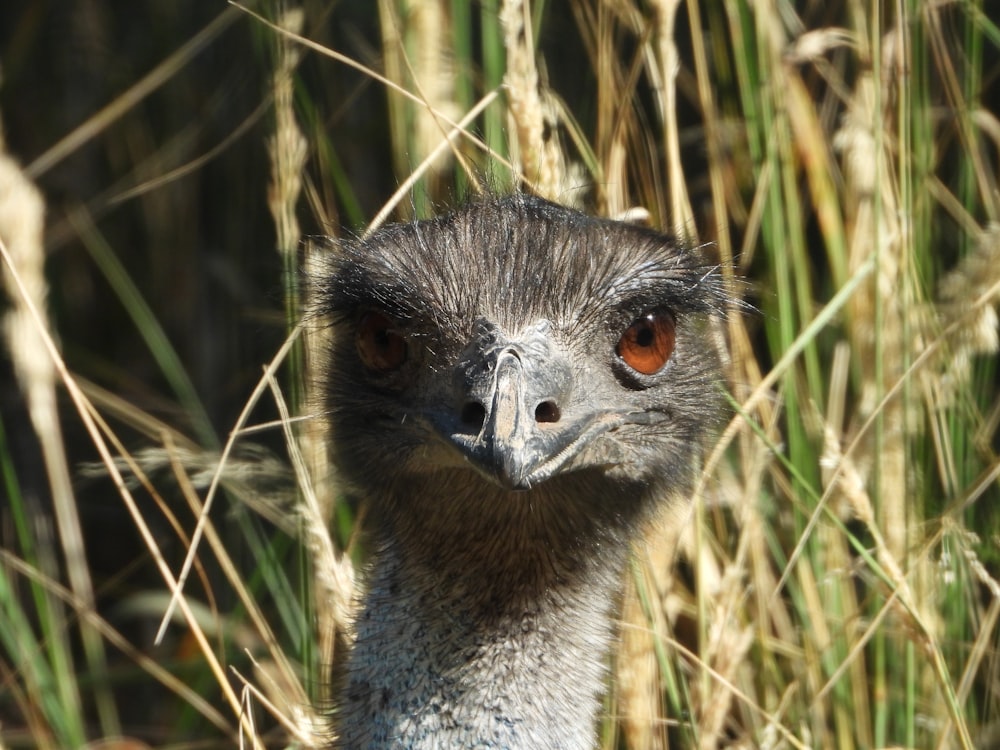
[334,484,634,750]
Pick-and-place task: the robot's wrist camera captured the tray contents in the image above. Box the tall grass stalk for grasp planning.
[0,149,112,746]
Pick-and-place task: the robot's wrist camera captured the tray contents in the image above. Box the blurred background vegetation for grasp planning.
[1,1,999,748]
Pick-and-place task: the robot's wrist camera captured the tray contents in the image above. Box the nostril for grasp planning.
[534,400,561,424]
[461,402,487,430]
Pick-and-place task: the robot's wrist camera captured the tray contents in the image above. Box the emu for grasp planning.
[316,193,726,749]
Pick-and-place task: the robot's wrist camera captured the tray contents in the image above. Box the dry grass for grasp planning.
[1,1,998,748]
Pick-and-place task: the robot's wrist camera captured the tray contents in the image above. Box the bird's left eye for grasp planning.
[356,312,407,372]
[616,312,676,375]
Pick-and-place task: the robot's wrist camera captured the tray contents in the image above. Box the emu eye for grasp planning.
[356,312,407,372]
[616,312,676,375]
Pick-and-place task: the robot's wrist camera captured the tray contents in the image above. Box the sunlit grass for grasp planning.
[0,1,997,748]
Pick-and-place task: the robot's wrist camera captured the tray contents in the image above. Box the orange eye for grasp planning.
[616,312,676,375]
[356,312,407,372]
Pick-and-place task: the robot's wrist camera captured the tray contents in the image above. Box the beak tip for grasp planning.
[449,435,540,491]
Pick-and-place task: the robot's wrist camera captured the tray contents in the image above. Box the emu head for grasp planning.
[315,194,726,548]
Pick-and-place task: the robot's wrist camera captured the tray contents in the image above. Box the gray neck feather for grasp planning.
[334,483,634,749]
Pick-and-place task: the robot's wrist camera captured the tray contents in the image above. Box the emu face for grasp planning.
[316,194,724,530]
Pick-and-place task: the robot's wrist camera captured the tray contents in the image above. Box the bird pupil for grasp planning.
[635,325,654,347]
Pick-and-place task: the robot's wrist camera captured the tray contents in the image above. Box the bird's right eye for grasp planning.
[356,312,407,372]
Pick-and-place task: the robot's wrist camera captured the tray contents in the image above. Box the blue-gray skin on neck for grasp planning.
[317,194,726,749]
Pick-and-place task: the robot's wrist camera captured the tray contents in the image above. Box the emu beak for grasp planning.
[477,350,538,489]
[439,325,621,491]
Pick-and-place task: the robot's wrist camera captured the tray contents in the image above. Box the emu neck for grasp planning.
[335,483,636,750]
